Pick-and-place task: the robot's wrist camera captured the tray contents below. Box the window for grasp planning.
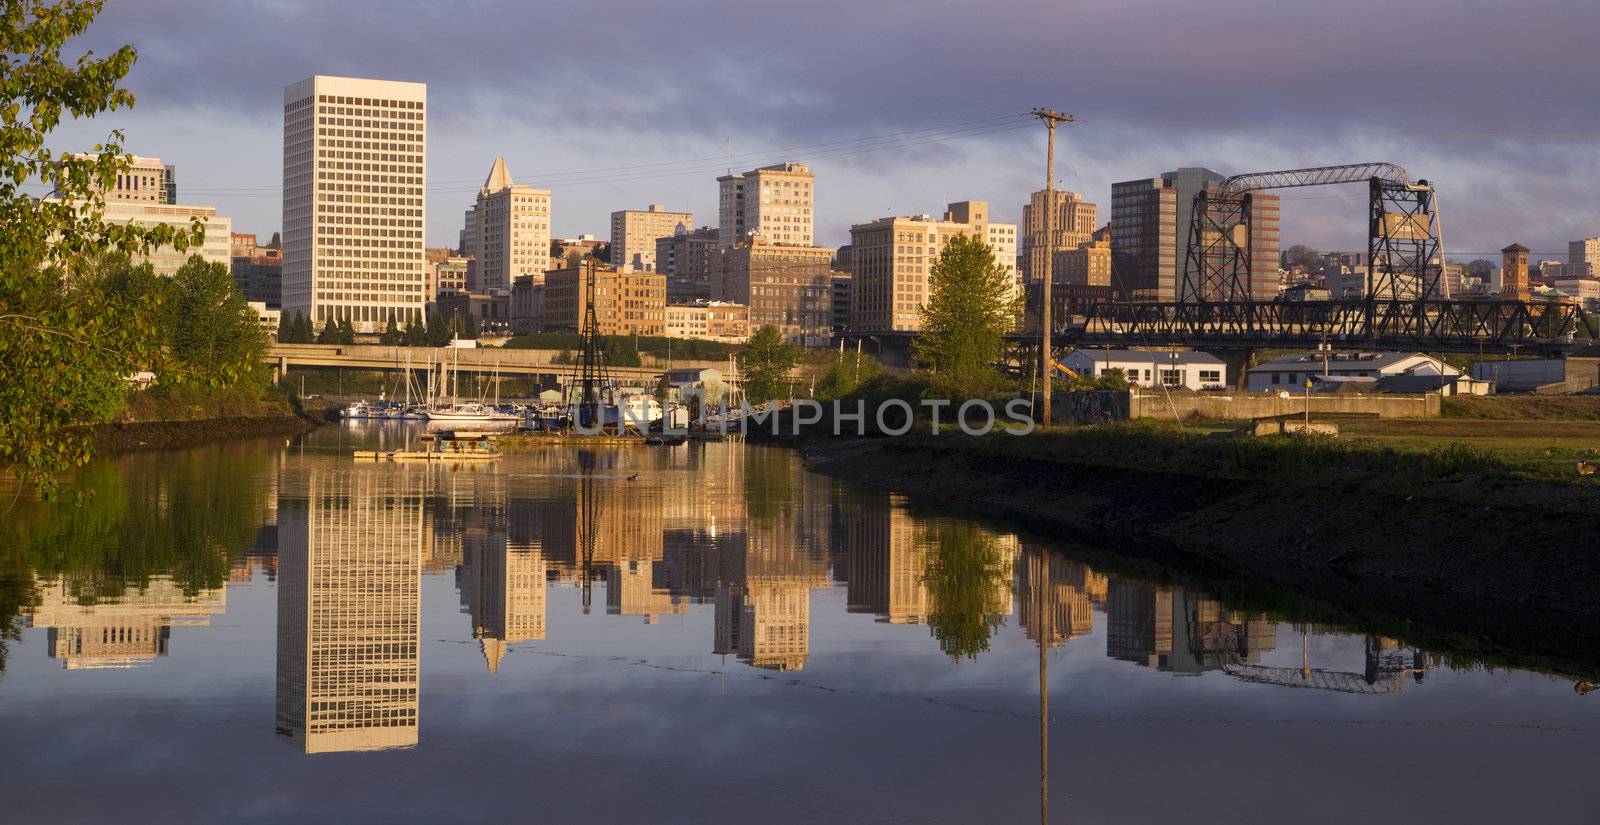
[1271,373,1280,385]
[1200,370,1221,383]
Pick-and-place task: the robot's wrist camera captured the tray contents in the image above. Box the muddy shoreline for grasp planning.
[88,413,322,455]
[792,434,1600,678]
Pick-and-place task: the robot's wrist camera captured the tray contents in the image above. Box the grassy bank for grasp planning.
[797,423,1600,676]
[88,384,319,454]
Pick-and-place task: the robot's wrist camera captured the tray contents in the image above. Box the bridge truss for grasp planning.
[1183,162,1443,303]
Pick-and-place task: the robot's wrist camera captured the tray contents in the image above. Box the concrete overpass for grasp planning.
[266,343,729,386]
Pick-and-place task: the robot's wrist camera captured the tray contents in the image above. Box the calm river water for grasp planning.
[0,424,1594,824]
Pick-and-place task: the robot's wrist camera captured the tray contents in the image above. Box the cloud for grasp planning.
[52,0,1600,253]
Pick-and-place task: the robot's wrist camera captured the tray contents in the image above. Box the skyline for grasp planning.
[39,0,1600,260]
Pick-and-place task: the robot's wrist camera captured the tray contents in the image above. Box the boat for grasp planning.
[341,401,371,419]
[354,430,502,462]
[425,401,519,423]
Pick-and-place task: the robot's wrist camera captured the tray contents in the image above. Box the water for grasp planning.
[0,424,1594,824]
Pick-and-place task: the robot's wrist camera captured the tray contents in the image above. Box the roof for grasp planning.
[1248,351,1438,373]
[1377,374,1459,393]
[1066,348,1224,366]
[1502,243,1529,253]
[483,156,512,191]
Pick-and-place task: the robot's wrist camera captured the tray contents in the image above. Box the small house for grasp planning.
[1247,351,1458,393]
[1059,348,1228,391]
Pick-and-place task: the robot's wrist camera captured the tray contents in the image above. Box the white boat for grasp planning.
[341,401,371,419]
[425,402,518,423]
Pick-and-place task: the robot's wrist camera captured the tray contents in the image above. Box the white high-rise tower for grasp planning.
[282,75,427,332]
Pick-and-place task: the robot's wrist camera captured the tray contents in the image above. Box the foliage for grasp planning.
[739,325,803,404]
[402,315,426,346]
[276,311,315,343]
[913,234,1019,400]
[0,441,275,673]
[921,522,1012,661]
[1283,244,1321,269]
[0,0,203,490]
[267,231,280,248]
[161,256,268,390]
[653,373,671,402]
[815,352,884,400]
[379,313,402,345]
[421,311,449,345]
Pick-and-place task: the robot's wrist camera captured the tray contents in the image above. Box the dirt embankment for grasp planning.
[795,433,1600,676]
[89,413,321,454]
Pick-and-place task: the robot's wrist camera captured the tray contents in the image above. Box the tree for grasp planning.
[816,351,884,400]
[165,256,267,389]
[316,317,339,344]
[653,373,672,404]
[380,313,402,345]
[1466,259,1497,281]
[337,318,356,344]
[1284,244,1321,270]
[267,231,280,249]
[921,523,1012,661]
[739,325,803,404]
[1093,367,1129,390]
[0,0,203,490]
[425,311,451,346]
[913,234,1018,400]
[403,316,426,346]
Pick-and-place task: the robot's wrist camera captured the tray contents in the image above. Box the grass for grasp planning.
[897,417,1600,487]
[1442,394,1600,420]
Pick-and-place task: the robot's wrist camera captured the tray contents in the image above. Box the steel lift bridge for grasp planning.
[1013,162,1597,361]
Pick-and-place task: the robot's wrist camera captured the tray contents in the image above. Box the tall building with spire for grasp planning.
[1019,189,1096,285]
[459,530,547,673]
[282,75,427,332]
[461,157,552,291]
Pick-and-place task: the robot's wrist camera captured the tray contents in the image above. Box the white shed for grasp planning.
[1059,348,1228,390]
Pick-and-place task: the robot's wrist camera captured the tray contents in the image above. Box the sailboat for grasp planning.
[423,342,516,423]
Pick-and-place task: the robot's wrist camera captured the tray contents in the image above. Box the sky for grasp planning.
[45,0,1600,262]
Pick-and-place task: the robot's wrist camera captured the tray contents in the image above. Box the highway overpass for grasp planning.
[266,343,730,386]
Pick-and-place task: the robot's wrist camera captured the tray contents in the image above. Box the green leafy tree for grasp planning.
[739,325,803,404]
[380,313,402,345]
[337,318,356,344]
[316,317,339,344]
[921,523,1012,661]
[1093,367,1129,390]
[913,234,1018,400]
[600,335,640,367]
[402,315,426,346]
[0,1,203,490]
[653,373,672,403]
[425,311,451,346]
[267,231,280,249]
[163,256,268,389]
[816,352,884,400]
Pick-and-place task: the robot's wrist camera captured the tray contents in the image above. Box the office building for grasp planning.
[1052,224,1111,287]
[610,204,692,271]
[1019,189,1096,284]
[510,274,543,334]
[664,300,750,341]
[1111,168,1279,302]
[717,162,813,248]
[429,255,469,300]
[656,225,720,300]
[1570,238,1600,275]
[59,153,176,204]
[847,200,1016,332]
[830,273,853,335]
[541,260,666,335]
[436,290,509,334]
[103,200,232,276]
[712,239,834,342]
[460,157,551,292]
[281,75,427,332]
[459,533,546,674]
[230,233,283,306]
[275,465,423,754]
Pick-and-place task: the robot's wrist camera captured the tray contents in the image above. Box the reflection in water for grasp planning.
[0,434,1537,789]
[27,575,226,670]
[274,464,423,754]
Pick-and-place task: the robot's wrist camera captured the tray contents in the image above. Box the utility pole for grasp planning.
[1031,108,1074,429]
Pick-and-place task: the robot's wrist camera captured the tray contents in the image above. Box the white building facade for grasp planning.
[1060,348,1227,390]
[282,75,427,332]
[1247,351,1457,392]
